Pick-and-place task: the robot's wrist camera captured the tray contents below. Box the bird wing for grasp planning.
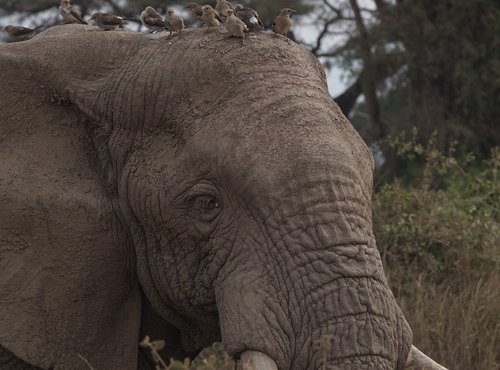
[10,26,35,37]
[237,8,263,30]
[194,7,203,18]
[100,13,124,25]
[235,16,247,28]
[151,9,163,18]
[70,7,87,24]
[252,9,264,27]
[214,11,224,23]
[145,17,167,28]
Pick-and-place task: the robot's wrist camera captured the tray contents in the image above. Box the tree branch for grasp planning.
[310,16,342,56]
[349,0,386,140]
[334,74,363,116]
[333,52,405,117]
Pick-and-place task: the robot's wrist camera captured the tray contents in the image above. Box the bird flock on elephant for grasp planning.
[1,0,297,45]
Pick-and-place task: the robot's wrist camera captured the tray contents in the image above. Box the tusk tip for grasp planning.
[404,345,448,370]
[237,350,278,370]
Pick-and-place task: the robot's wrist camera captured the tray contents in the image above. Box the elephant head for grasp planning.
[0,25,446,370]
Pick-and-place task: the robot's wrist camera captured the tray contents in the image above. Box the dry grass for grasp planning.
[396,276,500,369]
[374,144,500,369]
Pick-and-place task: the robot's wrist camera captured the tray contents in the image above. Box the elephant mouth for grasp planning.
[235,350,278,370]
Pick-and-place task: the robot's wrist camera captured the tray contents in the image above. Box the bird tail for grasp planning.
[247,24,263,32]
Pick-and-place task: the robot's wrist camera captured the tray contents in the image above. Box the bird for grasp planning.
[1,25,43,42]
[90,12,127,31]
[224,9,248,44]
[184,3,204,24]
[140,6,167,33]
[234,4,263,32]
[164,9,184,36]
[201,5,223,33]
[272,8,296,38]
[59,0,87,25]
[215,0,235,18]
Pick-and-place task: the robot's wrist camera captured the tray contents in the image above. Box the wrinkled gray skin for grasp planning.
[0,25,443,370]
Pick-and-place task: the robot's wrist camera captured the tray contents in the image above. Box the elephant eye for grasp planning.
[188,194,222,222]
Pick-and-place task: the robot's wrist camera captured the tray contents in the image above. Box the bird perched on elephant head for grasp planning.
[90,12,127,31]
[1,25,43,42]
[224,9,248,44]
[140,6,167,33]
[215,0,236,19]
[164,9,184,37]
[272,8,296,39]
[184,3,204,25]
[201,5,223,33]
[59,0,87,24]
[234,4,263,32]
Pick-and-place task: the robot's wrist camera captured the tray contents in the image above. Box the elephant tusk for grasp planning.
[404,345,448,370]
[237,350,278,370]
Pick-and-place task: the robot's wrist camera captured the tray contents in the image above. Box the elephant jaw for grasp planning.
[237,350,278,370]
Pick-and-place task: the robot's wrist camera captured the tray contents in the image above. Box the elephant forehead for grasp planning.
[134,30,331,130]
[16,26,329,132]
[182,98,372,202]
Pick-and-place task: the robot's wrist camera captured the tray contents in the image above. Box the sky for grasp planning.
[295,20,347,97]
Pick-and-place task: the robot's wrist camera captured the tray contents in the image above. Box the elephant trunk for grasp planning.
[215,242,413,369]
[404,346,448,370]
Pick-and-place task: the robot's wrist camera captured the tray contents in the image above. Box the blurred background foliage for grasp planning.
[1,0,499,369]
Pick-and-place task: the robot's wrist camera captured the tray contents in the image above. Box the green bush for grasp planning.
[374,135,499,369]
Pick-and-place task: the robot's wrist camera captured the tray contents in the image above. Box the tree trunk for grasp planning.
[349,0,386,141]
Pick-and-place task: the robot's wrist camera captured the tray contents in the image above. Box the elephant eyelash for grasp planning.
[192,195,220,211]
[185,194,222,222]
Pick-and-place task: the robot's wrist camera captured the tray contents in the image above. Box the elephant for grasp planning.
[0,25,447,370]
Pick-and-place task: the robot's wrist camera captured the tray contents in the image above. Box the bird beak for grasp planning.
[290,10,297,13]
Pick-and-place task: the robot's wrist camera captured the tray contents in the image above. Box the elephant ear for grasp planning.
[0,26,144,369]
